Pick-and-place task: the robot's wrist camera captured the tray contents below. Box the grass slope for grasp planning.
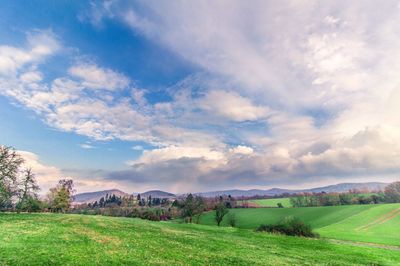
[318,203,400,246]
[200,204,376,229]
[1,213,399,265]
[199,204,400,246]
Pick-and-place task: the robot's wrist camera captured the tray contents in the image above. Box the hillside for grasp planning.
[140,190,176,199]
[306,182,387,193]
[199,203,400,246]
[0,213,399,265]
[73,189,129,203]
[196,182,388,197]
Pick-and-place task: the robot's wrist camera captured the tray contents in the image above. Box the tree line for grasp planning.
[72,192,235,225]
[289,184,400,207]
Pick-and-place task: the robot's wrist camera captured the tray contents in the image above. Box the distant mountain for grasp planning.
[74,189,129,203]
[195,188,297,198]
[140,190,176,199]
[304,182,388,194]
[195,182,388,198]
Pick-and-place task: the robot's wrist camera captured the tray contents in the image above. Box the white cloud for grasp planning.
[229,145,254,155]
[197,90,269,122]
[80,143,95,149]
[131,145,225,166]
[19,150,129,194]
[19,71,43,83]
[132,145,144,151]
[18,151,61,192]
[0,30,59,76]
[68,63,130,90]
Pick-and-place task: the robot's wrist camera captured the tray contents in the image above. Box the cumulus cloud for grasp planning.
[0,30,60,76]
[132,146,225,165]
[18,150,129,194]
[0,32,226,149]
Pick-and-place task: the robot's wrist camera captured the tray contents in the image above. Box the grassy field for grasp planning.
[243,193,379,208]
[200,203,400,246]
[245,198,292,207]
[1,213,400,265]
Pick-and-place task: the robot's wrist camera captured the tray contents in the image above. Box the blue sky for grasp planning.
[1,1,400,193]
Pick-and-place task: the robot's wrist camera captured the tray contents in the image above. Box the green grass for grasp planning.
[200,203,400,246]
[318,203,400,246]
[200,204,376,229]
[246,198,292,207]
[1,213,399,265]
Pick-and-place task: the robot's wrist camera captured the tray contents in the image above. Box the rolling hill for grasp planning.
[73,189,176,203]
[0,213,399,265]
[199,203,400,246]
[139,190,176,199]
[73,189,129,203]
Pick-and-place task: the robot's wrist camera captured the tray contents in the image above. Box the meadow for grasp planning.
[1,213,400,265]
[244,198,293,207]
[199,203,400,246]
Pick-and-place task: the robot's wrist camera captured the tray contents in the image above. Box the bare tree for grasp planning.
[0,146,24,209]
[215,202,229,226]
[21,168,40,197]
[385,181,400,203]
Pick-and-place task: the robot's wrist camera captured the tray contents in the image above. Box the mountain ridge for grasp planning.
[73,182,389,203]
[73,189,129,203]
[194,182,388,198]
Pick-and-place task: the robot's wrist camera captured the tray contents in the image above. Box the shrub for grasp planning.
[227,213,236,227]
[257,216,318,238]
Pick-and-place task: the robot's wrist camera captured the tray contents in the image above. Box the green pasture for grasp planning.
[1,213,399,265]
[200,203,400,246]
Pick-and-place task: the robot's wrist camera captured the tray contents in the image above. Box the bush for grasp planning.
[16,196,43,212]
[257,217,318,238]
[227,213,236,227]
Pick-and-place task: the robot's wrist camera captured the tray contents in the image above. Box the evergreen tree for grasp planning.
[99,197,105,207]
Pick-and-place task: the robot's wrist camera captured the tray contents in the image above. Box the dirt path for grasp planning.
[329,239,400,251]
[356,208,400,231]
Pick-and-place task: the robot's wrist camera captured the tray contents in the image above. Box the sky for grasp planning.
[1,0,400,194]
